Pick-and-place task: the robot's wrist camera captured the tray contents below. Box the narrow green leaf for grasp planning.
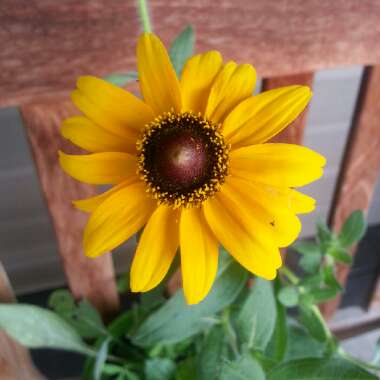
[266,290,288,362]
[220,353,266,380]
[132,258,247,347]
[307,287,339,304]
[145,358,176,380]
[268,357,378,380]
[316,218,332,249]
[93,338,110,380]
[323,265,343,291]
[278,286,299,307]
[198,325,226,380]
[298,303,329,342]
[104,72,138,87]
[0,304,91,355]
[236,278,277,351]
[327,245,353,264]
[169,26,195,76]
[338,210,367,247]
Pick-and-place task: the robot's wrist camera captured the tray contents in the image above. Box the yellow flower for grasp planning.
[59,33,325,304]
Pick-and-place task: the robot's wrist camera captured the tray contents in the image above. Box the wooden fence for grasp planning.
[1,0,380,376]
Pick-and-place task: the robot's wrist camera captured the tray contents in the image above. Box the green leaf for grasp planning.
[316,218,332,246]
[197,325,226,380]
[299,253,322,273]
[268,358,378,380]
[323,265,343,291]
[169,26,195,77]
[298,303,329,342]
[145,358,176,380]
[76,300,107,338]
[278,286,299,307]
[104,72,138,87]
[327,245,353,264]
[266,295,288,362]
[48,289,76,312]
[285,323,325,361]
[0,304,91,355]
[220,353,266,380]
[236,278,277,351]
[176,358,198,380]
[307,287,339,304]
[338,210,367,247]
[293,241,321,255]
[93,338,110,380]
[132,258,247,347]
[300,273,324,289]
[49,289,106,339]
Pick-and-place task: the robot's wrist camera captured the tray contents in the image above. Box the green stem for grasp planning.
[280,266,300,285]
[137,0,152,32]
[222,309,239,359]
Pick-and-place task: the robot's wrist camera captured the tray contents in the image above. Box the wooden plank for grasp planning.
[0,262,46,380]
[320,65,380,320]
[263,73,315,144]
[1,0,380,107]
[20,100,120,318]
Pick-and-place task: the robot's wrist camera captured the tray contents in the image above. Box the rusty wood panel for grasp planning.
[263,73,314,144]
[20,100,120,318]
[1,0,380,107]
[0,262,46,380]
[320,66,380,320]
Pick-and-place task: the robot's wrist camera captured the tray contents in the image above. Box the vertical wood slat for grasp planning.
[20,100,120,318]
[263,73,315,144]
[0,262,46,380]
[320,65,380,320]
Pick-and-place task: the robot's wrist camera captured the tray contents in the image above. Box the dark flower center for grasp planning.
[137,111,229,208]
[155,130,207,188]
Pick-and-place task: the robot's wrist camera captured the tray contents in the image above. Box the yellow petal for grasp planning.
[223,86,312,146]
[230,143,326,187]
[137,33,181,115]
[180,51,223,114]
[131,206,179,293]
[226,177,301,247]
[71,77,154,139]
[205,62,256,124]
[289,190,316,214]
[84,182,155,258]
[61,116,136,154]
[203,185,282,280]
[59,151,137,185]
[180,207,219,304]
[73,176,139,212]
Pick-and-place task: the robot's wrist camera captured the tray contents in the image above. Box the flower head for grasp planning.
[59,33,326,304]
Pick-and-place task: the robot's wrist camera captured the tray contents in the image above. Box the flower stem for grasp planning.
[279,266,300,285]
[137,0,152,33]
